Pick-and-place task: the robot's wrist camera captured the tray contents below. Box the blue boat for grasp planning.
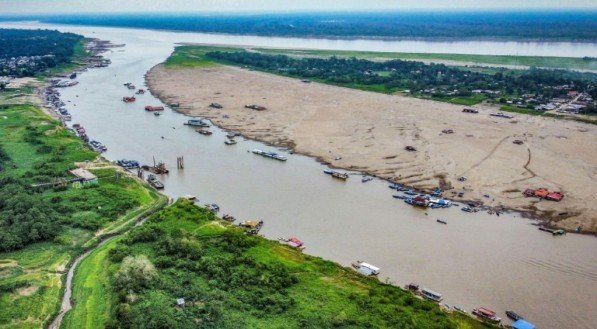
[405,190,417,196]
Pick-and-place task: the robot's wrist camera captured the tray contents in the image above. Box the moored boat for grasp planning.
[185,119,211,127]
[421,288,443,302]
[506,310,524,321]
[252,149,287,161]
[472,307,501,323]
[122,96,136,102]
[197,129,213,136]
[351,261,380,276]
[436,219,447,224]
[238,220,263,234]
[145,105,164,111]
[146,174,164,189]
[117,159,140,169]
[205,203,220,212]
[323,169,349,180]
[224,138,237,145]
[222,214,235,222]
[361,176,373,183]
[278,237,304,249]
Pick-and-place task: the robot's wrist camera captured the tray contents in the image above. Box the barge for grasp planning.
[252,149,287,161]
[323,169,348,180]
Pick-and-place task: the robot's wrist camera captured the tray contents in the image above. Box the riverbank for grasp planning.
[88,198,493,328]
[147,62,597,233]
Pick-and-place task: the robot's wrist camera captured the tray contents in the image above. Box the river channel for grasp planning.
[3,22,597,329]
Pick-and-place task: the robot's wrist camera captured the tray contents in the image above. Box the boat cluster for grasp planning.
[116,159,140,169]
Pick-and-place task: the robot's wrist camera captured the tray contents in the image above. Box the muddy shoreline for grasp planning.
[146,63,597,234]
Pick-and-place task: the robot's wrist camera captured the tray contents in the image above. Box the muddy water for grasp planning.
[3,22,596,329]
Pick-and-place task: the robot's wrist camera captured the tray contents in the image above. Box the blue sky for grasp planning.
[1,0,596,14]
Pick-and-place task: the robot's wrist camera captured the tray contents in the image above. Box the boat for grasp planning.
[146,174,164,189]
[421,288,443,302]
[117,159,140,169]
[197,129,213,136]
[226,132,241,138]
[323,169,349,180]
[135,89,145,94]
[506,310,524,321]
[472,307,501,323]
[222,214,235,222]
[122,96,136,103]
[453,306,466,313]
[252,149,287,161]
[238,220,263,234]
[436,219,447,224]
[389,183,400,190]
[89,140,107,152]
[351,261,380,276]
[461,206,476,213]
[185,119,211,127]
[406,283,419,292]
[361,176,373,183]
[224,138,237,145]
[538,227,566,236]
[405,190,417,196]
[205,203,220,212]
[393,194,406,199]
[490,112,514,119]
[154,112,161,116]
[141,159,169,174]
[278,237,304,249]
[145,105,164,112]
[183,194,197,201]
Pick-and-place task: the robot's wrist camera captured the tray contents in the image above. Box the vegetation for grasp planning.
[256,48,597,72]
[76,199,494,329]
[0,29,83,77]
[27,11,597,41]
[0,103,163,328]
[202,49,597,106]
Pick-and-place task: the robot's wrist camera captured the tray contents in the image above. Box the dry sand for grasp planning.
[147,64,597,233]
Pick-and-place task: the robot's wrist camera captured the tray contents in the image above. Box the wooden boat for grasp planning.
[239,220,263,234]
[436,219,447,224]
[135,89,145,94]
[184,194,197,201]
[146,174,164,189]
[205,203,220,212]
[198,129,213,136]
[145,105,164,111]
[361,176,373,183]
[122,96,136,103]
[222,214,235,222]
[141,159,169,174]
[506,310,524,321]
[472,307,501,323]
[323,169,348,180]
[278,237,304,249]
[185,119,210,127]
[224,138,237,145]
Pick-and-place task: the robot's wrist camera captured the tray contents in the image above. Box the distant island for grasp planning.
[2,11,596,42]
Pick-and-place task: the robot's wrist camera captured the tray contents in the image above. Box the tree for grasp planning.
[115,255,158,292]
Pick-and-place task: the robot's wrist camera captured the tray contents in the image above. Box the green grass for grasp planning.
[164,45,242,68]
[256,48,597,71]
[41,38,90,77]
[0,102,166,328]
[431,94,486,106]
[98,200,494,329]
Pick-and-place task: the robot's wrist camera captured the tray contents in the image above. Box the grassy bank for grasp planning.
[256,48,597,72]
[0,103,163,328]
[92,199,493,329]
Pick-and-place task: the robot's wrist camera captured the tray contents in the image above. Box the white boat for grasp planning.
[421,288,443,302]
[252,149,287,161]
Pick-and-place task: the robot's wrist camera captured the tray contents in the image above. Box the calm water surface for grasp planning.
[3,22,597,329]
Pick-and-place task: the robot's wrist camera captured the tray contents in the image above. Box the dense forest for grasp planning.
[205,50,597,109]
[104,200,491,329]
[10,11,596,41]
[0,28,83,76]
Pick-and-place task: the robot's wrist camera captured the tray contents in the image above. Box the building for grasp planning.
[69,168,98,183]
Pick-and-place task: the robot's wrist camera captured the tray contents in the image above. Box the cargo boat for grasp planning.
[323,169,349,180]
[252,149,287,161]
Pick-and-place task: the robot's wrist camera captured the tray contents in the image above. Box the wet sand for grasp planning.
[147,64,597,232]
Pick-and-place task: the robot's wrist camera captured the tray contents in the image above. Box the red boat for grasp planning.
[145,105,165,111]
[122,96,136,103]
[472,307,501,323]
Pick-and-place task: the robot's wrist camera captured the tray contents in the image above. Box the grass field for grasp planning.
[94,199,495,329]
[0,103,165,328]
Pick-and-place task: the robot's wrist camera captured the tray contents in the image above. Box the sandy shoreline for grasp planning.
[146,63,597,233]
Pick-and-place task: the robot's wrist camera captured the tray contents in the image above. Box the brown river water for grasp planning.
[2,22,596,329]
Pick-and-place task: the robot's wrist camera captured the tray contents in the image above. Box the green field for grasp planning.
[79,199,494,329]
[256,48,597,72]
[0,103,165,328]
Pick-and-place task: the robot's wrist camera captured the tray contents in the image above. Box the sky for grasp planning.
[1,0,596,14]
